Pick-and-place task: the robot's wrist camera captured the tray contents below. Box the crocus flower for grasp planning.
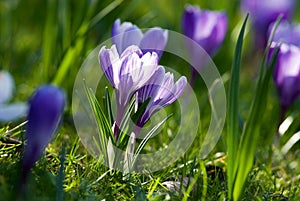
[99,45,158,138]
[241,0,295,48]
[0,70,28,122]
[136,66,187,129]
[111,19,168,58]
[182,5,228,56]
[22,85,65,179]
[269,20,300,47]
[268,42,300,116]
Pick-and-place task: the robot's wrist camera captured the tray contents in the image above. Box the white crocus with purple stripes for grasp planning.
[136,66,187,129]
[99,45,159,138]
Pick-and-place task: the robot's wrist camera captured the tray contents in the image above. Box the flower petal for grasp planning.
[0,70,15,104]
[140,28,168,58]
[137,66,165,103]
[111,19,134,54]
[121,26,143,54]
[182,5,200,39]
[99,45,120,87]
[0,102,28,122]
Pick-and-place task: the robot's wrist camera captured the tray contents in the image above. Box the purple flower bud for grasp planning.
[269,20,300,47]
[22,85,65,174]
[182,5,228,56]
[136,66,187,127]
[269,43,300,110]
[241,0,295,48]
[111,19,168,58]
[99,45,159,138]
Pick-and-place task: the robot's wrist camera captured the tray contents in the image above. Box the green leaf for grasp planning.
[131,97,151,124]
[56,144,66,201]
[103,87,114,127]
[227,14,248,200]
[117,98,136,149]
[42,0,58,81]
[131,114,172,170]
[84,83,115,164]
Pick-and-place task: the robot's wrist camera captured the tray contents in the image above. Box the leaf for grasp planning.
[103,87,114,127]
[116,98,136,149]
[123,132,136,175]
[42,0,58,81]
[226,14,248,200]
[56,144,66,201]
[84,83,115,165]
[131,97,151,124]
[131,114,172,168]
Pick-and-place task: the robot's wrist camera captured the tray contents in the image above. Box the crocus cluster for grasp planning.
[111,19,168,58]
[241,0,295,48]
[0,70,28,122]
[21,85,65,182]
[99,44,187,138]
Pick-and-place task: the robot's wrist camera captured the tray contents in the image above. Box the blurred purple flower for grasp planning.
[268,43,300,113]
[269,20,300,47]
[136,66,187,128]
[99,45,159,138]
[241,0,295,48]
[0,70,14,103]
[111,19,168,58]
[182,5,228,56]
[0,70,28,122]
[22,85,65,176]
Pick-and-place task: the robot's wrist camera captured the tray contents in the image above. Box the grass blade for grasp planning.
[227,14,248,200]
[42,0,57,81]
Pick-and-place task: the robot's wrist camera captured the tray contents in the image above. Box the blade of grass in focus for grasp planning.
[227,14,248,200]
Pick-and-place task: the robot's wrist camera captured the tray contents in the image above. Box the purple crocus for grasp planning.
[136,66,187,130]
[111,19,168,58]
[241,0,295,48]
[21,85,65,180]
[269,20,300,47]
[99,45,159,138]
[0,70,28,122]
[182,5,228,56]
[269,42,300,117]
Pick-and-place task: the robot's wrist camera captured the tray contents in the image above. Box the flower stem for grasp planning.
[114,105,125,139]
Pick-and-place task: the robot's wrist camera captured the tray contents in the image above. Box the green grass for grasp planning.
[1,0,300,200]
